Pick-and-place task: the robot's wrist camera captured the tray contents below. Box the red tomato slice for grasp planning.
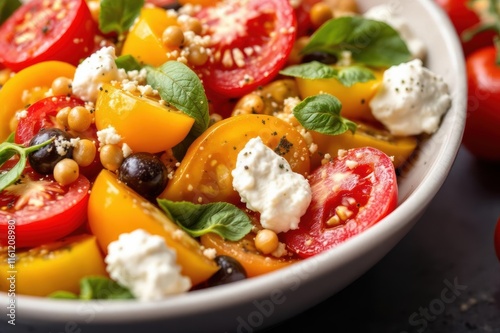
[0,0,97,72]
[281,147,398,258]
[15,95,103,180]
[15,96,84,146]
[194,0,297,98]
[0,161,90,248]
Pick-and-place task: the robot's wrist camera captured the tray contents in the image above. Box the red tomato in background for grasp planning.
[0,0,97,72]
[494,217,500,262]
[282,147,398,258]
[435,0,494,56]
[0,161,90,248]
[194,0,297,98]
[295,0,321,37]
[15,95,103,180]
[462,46,500,162]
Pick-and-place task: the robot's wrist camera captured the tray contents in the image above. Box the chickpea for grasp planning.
[187,45,209,66]
[162,26,185,48]
[254,229,279,255]
[287,36,310,65]
[68,106,93,132]
[181,17,203,35]
[53,158,79,186]
[73,139,97,167]
[233,94,265,115]
[100,144,124,171]
[51,76,73,96]
[310,2,333,29]
[56,106,71,128]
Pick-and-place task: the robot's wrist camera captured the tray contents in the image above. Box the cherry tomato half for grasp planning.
[281,147,398,258]
[462,46,500,162]
[0,161,90,249]
[194,0,297,98]
[0,0,97,72]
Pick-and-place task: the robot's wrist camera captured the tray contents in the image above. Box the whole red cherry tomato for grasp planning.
[462,46,500,162]
[435,0,494,56]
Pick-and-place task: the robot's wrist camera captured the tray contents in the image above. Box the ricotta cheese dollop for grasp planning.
[105,229,191,301]
[232,137,312,234]
[369,59,452,136]
[72,46,127,103]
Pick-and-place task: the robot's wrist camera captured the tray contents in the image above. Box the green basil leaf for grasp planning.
[115,54,143,71]
[0,0,21,25]
[80,276,134,300]
[99,0,144,35]
[157,199,253,241]
[302,16,411,67]
[146,61,210,159]
[293,94,357,135]
[280,61,375,87]
[0,138,54,191]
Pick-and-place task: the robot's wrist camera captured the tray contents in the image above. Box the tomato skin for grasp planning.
[194,0,297,98]
[435,0,494,57]
[0,164,90,249]
[0,0,97,72]
[462,46,500,162]
[281,147,398,258]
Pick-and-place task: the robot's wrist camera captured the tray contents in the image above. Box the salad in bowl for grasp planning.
[0,0,464,331]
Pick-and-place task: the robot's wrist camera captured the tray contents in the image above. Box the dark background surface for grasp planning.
[265,146,500,333]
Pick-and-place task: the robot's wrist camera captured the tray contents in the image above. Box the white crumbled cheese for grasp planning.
[232,137,312,233]
[122,143,133,158]
[72,46,127,103]
[363,4,426,60]
[369,59,451,136]
[97,126,122,147]
[15,110,28,120]
[105,229,192,301]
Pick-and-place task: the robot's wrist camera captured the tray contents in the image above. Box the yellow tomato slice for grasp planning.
[310,121,418,169]
[94,83,195,153]
[121,7,178,67]
[295,67,384,122]
[0,234,106,296]
[200,232,297,277]
[87,169,219,286]
[160,114,311,204]
[0,61,76,141]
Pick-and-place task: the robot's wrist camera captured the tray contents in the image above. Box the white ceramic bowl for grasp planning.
[2,0,466,332]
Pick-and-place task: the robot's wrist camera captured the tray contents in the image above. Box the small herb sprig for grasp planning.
[0,134,53,192]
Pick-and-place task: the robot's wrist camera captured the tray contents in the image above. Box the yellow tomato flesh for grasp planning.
[0,61,76,141]
[201,233,297,277]
[160,114,311,204]
[87,169,219,286]
[95,83,195,153]
[121,7,178,67]
[310,121,418,169]
[295,67,384,122]
[0,234,106,296]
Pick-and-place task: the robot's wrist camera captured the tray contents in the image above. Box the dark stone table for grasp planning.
[266,146,500,333]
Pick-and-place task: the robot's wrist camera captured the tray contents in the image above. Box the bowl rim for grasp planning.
[5,0,467,327]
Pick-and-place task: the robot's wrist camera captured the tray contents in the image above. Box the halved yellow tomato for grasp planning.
[0,61,76,141]
[0,234,106,296]
[121,7,178,67]
[94,83,195,153]
[87,169,219,286]
[160,114,311,204]
[295,67,384,122]
[200,232,297,277]
[310,121,418,169]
